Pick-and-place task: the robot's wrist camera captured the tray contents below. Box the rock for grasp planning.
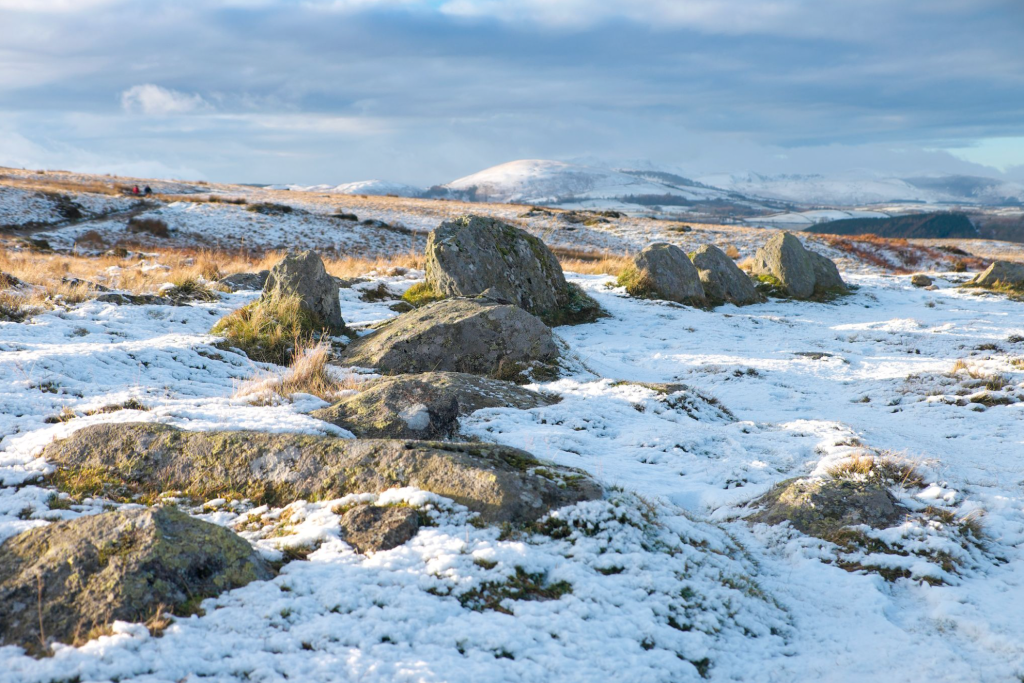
[808,251,847,293]
[311,372,556,439]
[0,506,271,655]
[424,215,602,326]
[966,260,1024,289]
[95,293,173,306]
[61,277,109,292]
[749,478,907,539]
[750,233,846,299]
[337,297,559,381]
[262,251,344,330]
[622,242,706,306]
[218,270,269,292]
[340,505,419,553]
[43,423,601,524]
[0,271,23,288]
[689,244,762,306]
[911,274,933,287]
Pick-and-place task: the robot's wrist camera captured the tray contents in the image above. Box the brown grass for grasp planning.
[235,339,355,402]
[827,452,925,488]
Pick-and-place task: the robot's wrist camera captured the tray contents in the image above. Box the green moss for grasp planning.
[962,281,1024,302]
[401,281,445,307]
[458,566,573,614]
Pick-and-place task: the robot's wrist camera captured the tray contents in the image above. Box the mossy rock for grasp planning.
[262,251,344,331]
[749,478,907,540]
[689,244,763,306]
[620,243,706,307]
[43,423,601,524]
[337,296,559,382]
[0,506,272,655]
[750,233,847,300]
[965,260,1024,291]
[311,371,558,439]
[423,215,603,326]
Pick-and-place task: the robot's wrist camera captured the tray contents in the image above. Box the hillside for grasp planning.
[806,212,979,239]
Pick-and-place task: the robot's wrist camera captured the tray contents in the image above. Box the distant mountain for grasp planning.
[433,159,747,206]
[286,179,423,197]
[805,212,979,239]
[698,171,1024,207]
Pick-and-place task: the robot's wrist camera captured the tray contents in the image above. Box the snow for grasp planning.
[288,180,425,198]
[3,201,1024,680]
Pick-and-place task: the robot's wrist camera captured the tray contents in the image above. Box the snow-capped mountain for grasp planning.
[287,179,423,197]
[438,159,743,205]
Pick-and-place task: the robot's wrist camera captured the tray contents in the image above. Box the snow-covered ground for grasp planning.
[2,258,1024,681]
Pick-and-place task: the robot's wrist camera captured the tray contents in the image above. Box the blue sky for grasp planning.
[0,0,1022,185]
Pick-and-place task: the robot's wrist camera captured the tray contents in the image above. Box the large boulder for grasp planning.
[0,506,271,655]
[262,251,344,330]
[43,423,601,524]
[423,215,602,326]
[749,478,907,539]
[750,233,846,299]
[620,243,706,306]
[338,297,559,382]
[688,244,763,306]
[311,372,557,439]
[966,260,1024,289]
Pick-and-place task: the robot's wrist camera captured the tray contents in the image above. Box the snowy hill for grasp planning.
[438,159,745,206]
[287,180,423,197]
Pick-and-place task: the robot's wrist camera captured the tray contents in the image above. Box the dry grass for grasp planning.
[827,452,925,489]
[212,292,328,366]
[235,340,355,402]
[558,252,631,277]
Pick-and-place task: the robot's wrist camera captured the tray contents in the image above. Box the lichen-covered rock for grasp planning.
[0,506,271,655]
[263,251,344,330]
[218,270,269,292]
[623,242,706,306]
[424,215,602,326]
[340,505,419,553]
[749,478,907,539]
[338,297,559,381]
[95,292,172,306]
[750,233,846,299]
[43,423,601,524]
[966,260,1024,289]
[312,372,555,439]
[911,274,933,287]
[689,244,763,306]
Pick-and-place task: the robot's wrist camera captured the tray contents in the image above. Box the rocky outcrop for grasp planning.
[620,243,706,306]
[262,251,344,330]
[750,233,847,299]
[0,506,271,655]
[340,505,419,553]
[749,478,906,539]
[423,215,602,326]
[218,270,270,292]
[911,274,933,287]
[966,261,1024,290]
[311,372,557,439]
[337,297,559,382]
[43,423,601,524]
[688,244,763,306]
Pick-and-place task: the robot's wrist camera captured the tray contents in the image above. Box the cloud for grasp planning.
[120,84,209,116]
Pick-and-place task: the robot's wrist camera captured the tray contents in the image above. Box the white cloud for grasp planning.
[120,84,209,116]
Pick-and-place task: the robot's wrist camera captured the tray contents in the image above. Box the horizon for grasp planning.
[1,1,1022,185]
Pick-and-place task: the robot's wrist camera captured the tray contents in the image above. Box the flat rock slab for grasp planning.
[43,423,601,524]
[340,504,419,553]
[312,371,556,440]
[337,297,559,381]
[425,215,602,326]
[0,506,271,655]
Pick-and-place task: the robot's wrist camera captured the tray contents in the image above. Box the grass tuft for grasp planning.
[212,292,329,366]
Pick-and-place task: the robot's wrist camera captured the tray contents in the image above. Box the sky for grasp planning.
[0,0,1022,186]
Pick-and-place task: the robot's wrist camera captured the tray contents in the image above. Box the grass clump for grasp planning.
[401,281,445,307]
[827,453,924,489]
[164,274,219,303]
[616,265,656,298]
[236,340,343,402]
[127,217,170,238]
[458,566,572,615]
[212,292,327,366]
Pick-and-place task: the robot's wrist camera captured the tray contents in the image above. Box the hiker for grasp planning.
[132,185,140,196]
[144,186,152,196]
